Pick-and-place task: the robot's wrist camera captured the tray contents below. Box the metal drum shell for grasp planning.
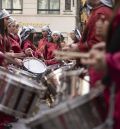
[0,67,46,118]
[25,87,107,129]
[45,65,74,88]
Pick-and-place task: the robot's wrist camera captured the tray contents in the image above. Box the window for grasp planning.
[37,0,60,14]
[1,0,23,14]
[65,0,71,11]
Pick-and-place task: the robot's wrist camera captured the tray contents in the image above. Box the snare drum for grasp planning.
[23,57,47,75]
[45,65,74,93]
[0,67,46,118]
[26,87,107,129]
[40,64,74,107]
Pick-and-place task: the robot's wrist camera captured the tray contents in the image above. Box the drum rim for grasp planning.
[0,104,36,118]
[23,57,47,74]
[0,104,27,118]
[46,65,72,78]
[0,68,43,91]
[8,66,37,78]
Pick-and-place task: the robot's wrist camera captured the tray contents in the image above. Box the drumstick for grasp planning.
[30,51,35,57]
[5,52,26,59]
[54,51,90,58]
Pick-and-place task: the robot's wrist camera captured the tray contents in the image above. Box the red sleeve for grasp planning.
[23,40,36,51]
[106,53,120,72]
[23,41,31,50]
[44,43,60,65]
[8,36,21,53]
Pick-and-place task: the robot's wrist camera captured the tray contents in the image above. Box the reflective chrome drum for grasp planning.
[26,87,107,129]
[23,57,47,75]
[45,64,74,93]
[0,67,46,118]
[8,65,36,80]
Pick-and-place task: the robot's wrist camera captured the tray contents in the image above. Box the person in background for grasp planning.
[20,26,38,57]
[37,25,51,57]
[79,0,113,52]
[62,28,81,52]
[79,0,113,87]
[43,31,61,65]
[0,9,11,54]
[7,17,21,53]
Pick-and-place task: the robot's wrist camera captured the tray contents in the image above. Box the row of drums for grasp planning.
[0,57,109,129]
[0,57,89,119]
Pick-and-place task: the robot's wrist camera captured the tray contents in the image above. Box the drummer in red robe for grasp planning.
[43,31,62,65]
[0,9,18,129]
[78,0,113,86]
[81,0,120,128]
[7,17,21,53]
[20,26,38,57]
[37,25,51,57]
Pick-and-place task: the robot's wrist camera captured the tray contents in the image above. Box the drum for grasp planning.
[62,69,90,97]
[44,64,74,93]
[40,64,74,107]
[26,86,107,129]
[23,57,47,76]
[0,67,46,118]
[8,65,36,80]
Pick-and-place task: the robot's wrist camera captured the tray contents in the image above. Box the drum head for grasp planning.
[23,57,47,74]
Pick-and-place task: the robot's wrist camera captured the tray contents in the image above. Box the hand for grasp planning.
[92,42,106,51]
[25,48,34,56]
[14,58,23,66]
[81,49,106,71]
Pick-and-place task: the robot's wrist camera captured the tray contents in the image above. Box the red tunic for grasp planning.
[79,5,112,52]
[37,37,48,56]
[106,53,120,129]
[102,8,120,129]
[43,42,60,65]
[22,39,36,51]
[79,5,112,86]
[21,39,40,57]
[0,34,15,128]
[8,33,21,53]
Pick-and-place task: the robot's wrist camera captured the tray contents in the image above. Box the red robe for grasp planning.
[0,34,15,128]
[43,42,60,65]
[22,39,36,51]
[37,37,48,56]
[79,5,112,86]
[8,33,21,53]
[102,8,120,129]
[106,53,120,129]
[21,39,39,57]
[79,5,112,52]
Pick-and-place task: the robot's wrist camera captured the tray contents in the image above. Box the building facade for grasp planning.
[0,0,81,41]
